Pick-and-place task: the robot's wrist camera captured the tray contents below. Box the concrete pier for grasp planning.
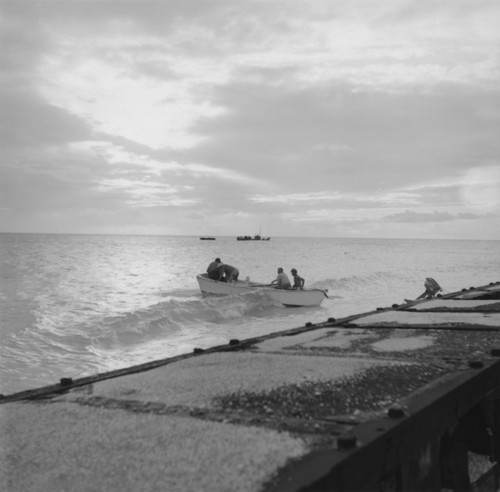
[1,282,500,491]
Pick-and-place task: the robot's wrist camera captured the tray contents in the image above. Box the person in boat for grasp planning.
[416,277,442,299]
[206,258,222,280]
[290,268,305,290]
[217,264,239,283]
[271,267,291,289]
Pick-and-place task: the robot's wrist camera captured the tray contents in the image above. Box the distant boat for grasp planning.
[196,274,327,307]
[200,237,216,240]
[236,234,270,241]
[237,226,270,241]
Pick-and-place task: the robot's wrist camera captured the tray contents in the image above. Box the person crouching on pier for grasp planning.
[417,277,442,299]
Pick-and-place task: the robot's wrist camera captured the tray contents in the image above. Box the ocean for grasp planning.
[1,233,499,396]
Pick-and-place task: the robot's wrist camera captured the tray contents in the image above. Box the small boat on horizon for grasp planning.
[237,226,270,241]
[200,237,216,240]
[236,234,270,241]
[196,273,327,307]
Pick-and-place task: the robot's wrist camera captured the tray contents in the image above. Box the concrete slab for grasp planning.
[59,351,391,408]
[254,328,376,352]
[254,328,434,353]
[455,284,500,299]
[351,310,500,328]
[484,284,500,291]
[300,327,500,362]
[0,401,306,492]
[370,334,436,352]
[251,325,500,364]
[1,351,426,492]
[407,299,500,311]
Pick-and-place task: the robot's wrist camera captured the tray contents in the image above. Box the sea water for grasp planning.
[1,233,499,395]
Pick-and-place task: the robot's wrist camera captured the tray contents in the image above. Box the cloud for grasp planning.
[384,210,485,223]
[250,190,421,206]
[1,90,92,149]
[189,78,500,196]
[95,178,200,208]
[458,164,500,211]
[1,0,500,238]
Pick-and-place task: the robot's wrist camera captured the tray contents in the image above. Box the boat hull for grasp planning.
[196,274,326,307]
[261,288,326,307]
[197,274,261,295]
[236,235,270,241]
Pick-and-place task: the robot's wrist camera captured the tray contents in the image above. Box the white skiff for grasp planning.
[261,287,327,307]
[196,274,327,307]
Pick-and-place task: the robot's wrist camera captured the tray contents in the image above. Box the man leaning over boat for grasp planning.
[217,264,239,283]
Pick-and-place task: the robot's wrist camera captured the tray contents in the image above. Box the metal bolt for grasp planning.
[229,339,240,346]
[60,378,73,386]
[337,433,357,449]
[193,348,204,354]
[469,360,484,369]
[387,407,405,418]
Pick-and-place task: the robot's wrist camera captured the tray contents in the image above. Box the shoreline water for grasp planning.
[1,233,499,395]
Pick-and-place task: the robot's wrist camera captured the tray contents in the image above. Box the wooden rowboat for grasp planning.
[196,274,327,307]
[261,287,327,307]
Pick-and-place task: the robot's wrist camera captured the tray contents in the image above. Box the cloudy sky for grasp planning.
[1,0,500,239]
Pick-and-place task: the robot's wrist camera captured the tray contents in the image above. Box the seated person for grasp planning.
[206,258,222,279]
[290,268,304,289]
[271,267,291,289]
[217,264,239,283]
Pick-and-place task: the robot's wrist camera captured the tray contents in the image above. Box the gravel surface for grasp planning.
[213,364,447,420]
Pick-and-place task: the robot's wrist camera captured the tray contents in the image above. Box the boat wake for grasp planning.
[3,272,398,393]
[89,290,282,350]
[28,272,397,357]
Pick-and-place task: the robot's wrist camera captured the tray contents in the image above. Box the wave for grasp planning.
[106,274,379,345]
[90,290,279,350]
[13,273,403,356]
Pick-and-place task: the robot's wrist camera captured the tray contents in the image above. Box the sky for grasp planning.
[1,0,500,239]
